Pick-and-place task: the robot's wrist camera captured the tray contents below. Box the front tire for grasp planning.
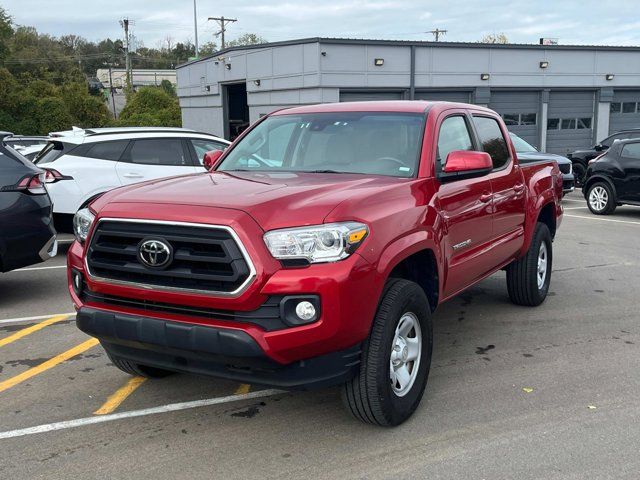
[587,182,616,215]
[506,222,552,307]
[342,279,432,426]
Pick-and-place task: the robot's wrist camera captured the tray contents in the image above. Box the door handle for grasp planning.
[513,183,525,193]
[123,173,143,179]
[479,192,493,203]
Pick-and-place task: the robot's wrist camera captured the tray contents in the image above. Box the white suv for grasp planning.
[34,127,229,231]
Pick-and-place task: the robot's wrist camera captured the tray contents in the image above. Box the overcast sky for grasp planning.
[4,0,640,48]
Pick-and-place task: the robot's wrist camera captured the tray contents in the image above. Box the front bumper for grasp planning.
[77,307,361,389]
[562,173,575,194]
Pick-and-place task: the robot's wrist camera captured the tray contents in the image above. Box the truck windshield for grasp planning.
[218,112,425,178]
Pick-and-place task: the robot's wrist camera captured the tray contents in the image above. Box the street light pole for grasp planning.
[193,0,199,58]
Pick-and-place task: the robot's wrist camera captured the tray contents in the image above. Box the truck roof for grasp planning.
[273,100,494,116]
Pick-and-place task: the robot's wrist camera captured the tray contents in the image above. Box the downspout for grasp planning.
[409,45,416,100]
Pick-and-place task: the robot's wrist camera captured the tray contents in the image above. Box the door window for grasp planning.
[472,116,510,169]
[125,139,188,166]
[190,139,227,165]
[436,116,474,168]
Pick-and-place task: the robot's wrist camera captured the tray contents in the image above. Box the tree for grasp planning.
[0,7,12,63]
[199,41,218,56]
[159,79,176,97]
[481,33,509,44]
[226,33,267,48]
[117,86,181,127]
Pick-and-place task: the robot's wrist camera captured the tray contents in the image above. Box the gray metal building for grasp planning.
[176,38,640,154]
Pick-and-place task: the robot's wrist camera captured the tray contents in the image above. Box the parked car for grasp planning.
[582,138,640,215]
[3,135,49,154]
[509,133,574,195]
[568,128,640,187]
[18,144,49,162]
[67,101,563,426]
[34,127,230,231]
[0,132,57,273]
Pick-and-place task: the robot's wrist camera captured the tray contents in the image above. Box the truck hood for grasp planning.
[98,171,411,230]
[517,151,571,165]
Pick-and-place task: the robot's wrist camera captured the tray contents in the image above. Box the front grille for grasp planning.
[81,290,287,331]
[559,163,571,174]
[87,220,253,294]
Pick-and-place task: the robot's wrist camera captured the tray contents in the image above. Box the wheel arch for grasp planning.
[584,175,617,200]
[377,232,441,312]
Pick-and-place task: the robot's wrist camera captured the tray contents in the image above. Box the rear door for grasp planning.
[471,114,526,260]
[116,138,200,185]
[435,111,495,298]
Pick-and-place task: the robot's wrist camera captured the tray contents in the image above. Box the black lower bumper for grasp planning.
[76,307,361,390]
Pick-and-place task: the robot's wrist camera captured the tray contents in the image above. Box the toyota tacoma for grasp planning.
[68,101,563,426]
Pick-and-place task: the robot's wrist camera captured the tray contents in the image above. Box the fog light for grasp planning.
[295,301,316,321]
[71,269,84,296]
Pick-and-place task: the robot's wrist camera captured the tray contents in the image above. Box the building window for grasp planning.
[547,118,560,130]
[577,118,592,129]
[561,118,576,130]
[622,102,637,113]
[610,102,622,113]
[501,113,537,126]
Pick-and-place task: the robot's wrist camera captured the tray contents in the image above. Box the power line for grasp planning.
[207,16,237,49]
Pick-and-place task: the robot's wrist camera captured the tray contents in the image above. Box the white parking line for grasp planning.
[14,265,66,272]
[565,214,640,225]
[0,313,75,326]
[563,206,588,210]
[0,389,282,440]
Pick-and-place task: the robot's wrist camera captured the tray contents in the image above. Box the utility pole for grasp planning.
[104,62,118,119]
[207,16,237,49]
[193,0,199,58]
[428,28,447,42]
[119,18,132,90]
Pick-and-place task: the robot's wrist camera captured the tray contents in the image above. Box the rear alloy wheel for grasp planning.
[587,182,616,215]
[342,278,432,426]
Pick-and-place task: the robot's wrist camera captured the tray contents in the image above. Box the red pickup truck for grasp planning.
[68,101,563,426]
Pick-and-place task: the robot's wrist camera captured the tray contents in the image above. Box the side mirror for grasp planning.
[439,151,493,182]
[594,143,606,151]
[203,150,224,172]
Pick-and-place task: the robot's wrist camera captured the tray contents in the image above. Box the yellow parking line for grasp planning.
[0,314,69,348]
[94,376,147,415]
[0,338,99,394]
[234,384,251,395]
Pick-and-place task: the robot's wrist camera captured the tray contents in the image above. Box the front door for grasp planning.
[435,113,494,298]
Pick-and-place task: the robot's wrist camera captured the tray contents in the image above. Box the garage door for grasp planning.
[546,91,595,155]
[339,91,404,102]
[414,91,471,103]
[489,91,540,148]
[609,90,640,134]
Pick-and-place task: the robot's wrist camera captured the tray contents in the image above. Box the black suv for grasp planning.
[583,138,640,215]
[569,129,640,187]
[0,132,57,272]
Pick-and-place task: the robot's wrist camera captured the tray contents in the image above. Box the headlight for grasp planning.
[73,208,95,243]
[263,222,368,264]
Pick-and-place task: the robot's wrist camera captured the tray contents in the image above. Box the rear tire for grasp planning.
[587,182,616,215]
[342,279,432,426]
[105,349,174,378]
[506,222,552,307]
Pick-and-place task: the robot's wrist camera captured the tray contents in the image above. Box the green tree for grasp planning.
[0,7,12,63]
[226,33,267,48]
[159,79,176,97]
[117,86,181,127]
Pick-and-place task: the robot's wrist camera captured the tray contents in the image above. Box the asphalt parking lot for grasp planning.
[1,191,639,479]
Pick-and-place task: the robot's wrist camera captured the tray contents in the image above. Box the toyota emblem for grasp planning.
[138,238,173,269]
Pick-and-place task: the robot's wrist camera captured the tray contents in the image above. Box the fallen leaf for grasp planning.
[588,405,597,410]
[522,387,534,393]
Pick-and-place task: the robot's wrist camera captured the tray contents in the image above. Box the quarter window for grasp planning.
[621,142,640,159]
[84,140,129,161]
[472,116,510,169]
[126,139,188,166]
[436,116,474,167]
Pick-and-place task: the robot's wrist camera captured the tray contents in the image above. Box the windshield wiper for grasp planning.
[306,169,348,174]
